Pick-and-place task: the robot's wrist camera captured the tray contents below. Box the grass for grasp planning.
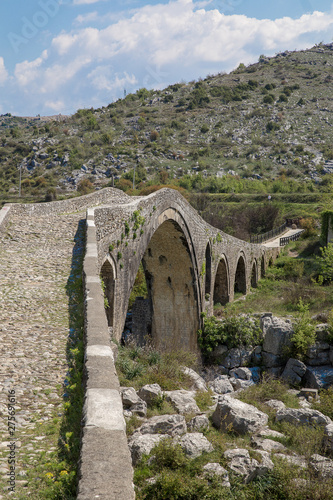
[116,339,198,391]
[217,235,333,318]
[120,334,333,500]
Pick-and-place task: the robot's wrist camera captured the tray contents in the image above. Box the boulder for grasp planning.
[229,367,252,380]
[306,342,331,366]
[221,347,253,369]
[138,384,162,406]
[310,454,333,478]
[276,408,332,427]
[262,352,285,368]
[175,432,213,458]
[164,390,201,415]
[323,423,333,456]
[202,463,230,488]
[187,414,210,432]
[121,387,147,417]
[128,434,168,465]
[212,395,268,434]
[304,365,333,389]
[208,375,234,394]
[264,399,286,411]
[210,345,228,363]
[229,378,254,391]
[181,367,208,392]
[224,448,273,483]
[261,315,293,363]
[251,436,286,453]
[281,358,307,385]
[135,414,187,437]
[252,346,262,365]
[257,428,285,439]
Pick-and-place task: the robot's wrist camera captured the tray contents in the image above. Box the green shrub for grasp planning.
[289,299,316,360]
[198,314,262,356]
[266,121,280,132]
[312,386,333,420]
[263,94,275,104]
[316,242,333,284]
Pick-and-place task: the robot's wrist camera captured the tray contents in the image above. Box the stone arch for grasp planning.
[234,254,247,295]
[251,260,258,288]
[140,219,200,351]
[205,242,212,297]
[213,256,229,306]
[261,256,265,278]
[269,257,274,267]
[100,256,116,327]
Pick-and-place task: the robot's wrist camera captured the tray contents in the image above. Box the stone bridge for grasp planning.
[91,187,278,352]
[0,187,279,499]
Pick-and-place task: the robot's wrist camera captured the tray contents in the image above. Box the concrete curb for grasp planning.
[77,207,135,499]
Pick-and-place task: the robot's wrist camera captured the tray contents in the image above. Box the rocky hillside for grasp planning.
[1,42,333,204]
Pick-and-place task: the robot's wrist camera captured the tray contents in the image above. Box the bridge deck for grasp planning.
[263,228,304,248]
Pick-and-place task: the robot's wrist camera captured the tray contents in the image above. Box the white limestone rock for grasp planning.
[276,408,332,427]
[175,432,213,458]
[135,414,187,437]
[212,395,268,434]
[164,390,201,415]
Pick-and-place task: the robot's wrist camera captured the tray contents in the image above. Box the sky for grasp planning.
[0,0,333,116]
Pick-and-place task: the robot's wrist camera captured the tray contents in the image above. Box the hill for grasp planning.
[1,42,333,206]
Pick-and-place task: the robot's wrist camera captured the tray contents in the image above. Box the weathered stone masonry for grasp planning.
[0,187,278,499]
[95,188,279,351]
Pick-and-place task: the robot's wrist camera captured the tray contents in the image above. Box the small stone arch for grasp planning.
[269,257,274,267]
[234,254,247,295]
[100,256,116,327]
[251,260,258,288]
[261,256,265,278]
[213,256,229,306]
[205,242,212,297]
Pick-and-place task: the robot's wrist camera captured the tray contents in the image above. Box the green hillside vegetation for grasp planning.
[1,43,333,215]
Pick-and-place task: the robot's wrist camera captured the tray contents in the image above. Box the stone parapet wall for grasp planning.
[77,207,135,499]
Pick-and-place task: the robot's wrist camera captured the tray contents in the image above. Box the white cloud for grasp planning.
[5,0,333,115]
[74,11,99,24]
[88,65,137,91]
[73,0,104,5]
[45,99,66,112]
[0,57,8,86]
[14,50,48,87]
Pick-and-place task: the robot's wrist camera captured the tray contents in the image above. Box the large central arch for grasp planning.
[141,219,200,352]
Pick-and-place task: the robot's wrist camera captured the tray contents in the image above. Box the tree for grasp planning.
[316,243,333,284]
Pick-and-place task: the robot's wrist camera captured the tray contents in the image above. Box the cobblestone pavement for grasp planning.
[0,209,86,498]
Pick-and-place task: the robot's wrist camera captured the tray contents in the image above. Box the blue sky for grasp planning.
[0,0,333,116]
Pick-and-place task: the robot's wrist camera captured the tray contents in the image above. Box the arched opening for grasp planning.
[141,219,199,351]
[122,262,150,345]
[234,255,247,295]
[251,261,258,288]
[100,259,115,327]
[205,243,212,297]
[213,258,229,308]
[269,257,274,267]
[261,257,265,278]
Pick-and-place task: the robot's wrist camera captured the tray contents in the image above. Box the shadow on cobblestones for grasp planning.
[57,219,86,498]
